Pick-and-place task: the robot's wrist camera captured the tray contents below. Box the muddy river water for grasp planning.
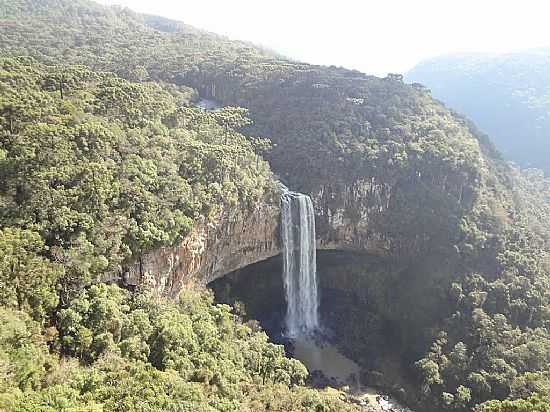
[291,337,414,412]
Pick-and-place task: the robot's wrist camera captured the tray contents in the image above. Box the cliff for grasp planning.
[124,194,281,298]
[125,179,401,297]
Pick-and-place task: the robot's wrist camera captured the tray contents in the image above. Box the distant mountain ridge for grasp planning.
[406,48,550,174]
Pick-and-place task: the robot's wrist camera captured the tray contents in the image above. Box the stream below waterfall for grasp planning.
[288,337,413,412]
[292,337,360,386]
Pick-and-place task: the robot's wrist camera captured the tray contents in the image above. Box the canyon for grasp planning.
[123,179,400,296]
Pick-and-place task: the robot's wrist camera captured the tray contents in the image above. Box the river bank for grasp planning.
[289,337,414,412]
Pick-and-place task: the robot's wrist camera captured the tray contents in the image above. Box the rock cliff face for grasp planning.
[313,180,393,255]
[127,178,436,298]
[125,196,281,298]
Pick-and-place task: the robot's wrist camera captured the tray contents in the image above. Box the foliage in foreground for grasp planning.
[0,285,359,412]
[0,1,548,411]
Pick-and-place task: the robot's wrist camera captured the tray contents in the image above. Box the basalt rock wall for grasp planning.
[126,178,407,298]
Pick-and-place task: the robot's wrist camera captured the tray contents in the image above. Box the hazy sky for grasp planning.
[101,0,550,75]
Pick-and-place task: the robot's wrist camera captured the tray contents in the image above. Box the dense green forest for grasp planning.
[0,1,549,411]
[1,283,360,411]
[406,49,550,174]
[0,56,360,412]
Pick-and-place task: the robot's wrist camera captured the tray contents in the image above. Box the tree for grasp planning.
[0,228,62,323]
[475,395,550,412]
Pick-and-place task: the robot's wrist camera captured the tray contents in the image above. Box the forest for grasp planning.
[0,0,549,411]
[0,55,359,412]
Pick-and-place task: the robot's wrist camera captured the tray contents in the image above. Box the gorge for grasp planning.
[0,1,548,411]
[209,242,420,410]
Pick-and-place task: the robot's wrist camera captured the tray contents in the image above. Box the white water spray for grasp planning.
[281,189,319,336]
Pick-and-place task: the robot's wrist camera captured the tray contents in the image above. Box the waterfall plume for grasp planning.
[280,189,319,337]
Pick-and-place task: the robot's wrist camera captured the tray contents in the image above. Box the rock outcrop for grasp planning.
[126,177,447,298]
[313,180,393,255]
[125,196,281,298]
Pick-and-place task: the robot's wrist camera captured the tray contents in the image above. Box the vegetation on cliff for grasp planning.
[0,0,549,411]
[0,57,357,411]
[0,56,273,301]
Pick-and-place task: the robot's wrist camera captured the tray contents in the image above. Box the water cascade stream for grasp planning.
[280,189,319,336]
[213,195,416,411]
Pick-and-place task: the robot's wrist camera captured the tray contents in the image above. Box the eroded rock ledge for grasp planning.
[125,178,425,298]
[126,198,281,298]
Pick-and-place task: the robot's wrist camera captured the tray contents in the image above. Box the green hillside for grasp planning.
[0,1,549,411]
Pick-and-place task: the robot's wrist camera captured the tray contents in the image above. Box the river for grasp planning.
[195,98,222,111]
[290,337,414,412]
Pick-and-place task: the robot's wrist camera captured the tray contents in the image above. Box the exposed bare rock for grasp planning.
[126,178,427,298]
[313,180,393,255]
[126,197,281,298]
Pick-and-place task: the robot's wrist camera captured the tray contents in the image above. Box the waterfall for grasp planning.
[281,189,319,337]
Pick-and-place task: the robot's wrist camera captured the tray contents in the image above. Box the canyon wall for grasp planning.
[124,197,281,298]
[313,180,393,254]
[125,178,409,297]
